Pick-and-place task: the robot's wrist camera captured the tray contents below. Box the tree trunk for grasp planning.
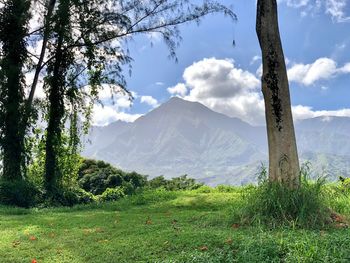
[0,0,30,180]
[20,0,57,140]
[44,0,69,193]
[256,0,300,188]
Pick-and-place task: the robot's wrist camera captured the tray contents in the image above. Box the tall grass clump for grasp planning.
[241,163,331,228]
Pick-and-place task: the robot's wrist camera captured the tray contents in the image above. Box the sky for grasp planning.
[92,0,350,126]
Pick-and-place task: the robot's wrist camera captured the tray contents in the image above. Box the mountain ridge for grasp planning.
[83,97,350,185]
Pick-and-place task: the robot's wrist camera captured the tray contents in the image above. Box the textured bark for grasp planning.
[256,0,300,188]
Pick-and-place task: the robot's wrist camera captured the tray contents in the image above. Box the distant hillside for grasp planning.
[83,97,350,185]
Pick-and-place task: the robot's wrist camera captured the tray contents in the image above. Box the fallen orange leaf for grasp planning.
[225,238,233,245]
[95,227,104,233]
[12,240,20,248]
[29,236,37,241]
[146,217,152,225]
[231,223,240,229]
[199,246,208,251]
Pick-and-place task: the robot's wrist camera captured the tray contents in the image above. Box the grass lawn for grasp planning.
[1,189,350,262]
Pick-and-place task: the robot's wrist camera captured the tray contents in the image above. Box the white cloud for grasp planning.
[250,55,261,65]
[339,63,350,73]
[167,83,188,97]
[87,85,142,126]
[115,97,132,108]
[279,0,350,22]
[92,104,142,126]
[325,0,350,22]
[288,58,337,85]
[178,58,264,125]
[256,64,263,78]
[280,0,311,8]
[140,95,159,107]
[184,58,260,98]
[292,105,350,121]
[287,57,350,86]
[170,57,350,125]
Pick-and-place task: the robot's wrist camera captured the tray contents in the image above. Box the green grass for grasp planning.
[1,188,350,262]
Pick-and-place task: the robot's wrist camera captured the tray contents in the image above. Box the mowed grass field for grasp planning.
[1,188,350,263]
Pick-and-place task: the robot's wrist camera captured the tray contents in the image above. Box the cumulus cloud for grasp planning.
[292,105,350,121]
[287,57,350,86]
[178,58,265,125]
[167,83,188,97]
[140,95,159,107]
[170,57,350,125]
[287,58,337,85]
[184,58,260,98]
[339,63,350,73]
[86,85,142,126]
[92,104,142,126]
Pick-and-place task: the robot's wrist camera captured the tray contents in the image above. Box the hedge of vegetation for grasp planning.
[0,158,203,208]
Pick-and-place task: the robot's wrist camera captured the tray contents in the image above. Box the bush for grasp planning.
[215,185,238,193]
[195,185,213,193]
[240,163,330,228]
[0,179,41,208]
[148,175,203,191]
[78,159,147,195]
[47,187,96,207]
[98,187,125,202]
[338,176,350,192]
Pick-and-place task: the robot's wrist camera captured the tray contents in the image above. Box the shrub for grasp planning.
[338,176,350,192]
[148,175,203,191]
[240,163,330,228]
[215,185,238,193]
[98,187,125,202]
[166,175,203,190]
[148,176,168,189]
[47,187,96,207]
[0,179,41,208]
[195,185,213,193]
[78,159,147,195]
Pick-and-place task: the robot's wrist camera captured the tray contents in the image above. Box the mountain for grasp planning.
[82,97,350,185]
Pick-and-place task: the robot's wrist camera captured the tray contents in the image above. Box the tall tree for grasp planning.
[0,0,31,180]
[256,0,300,188]
[44,0,74,193]
[40,0,235,195]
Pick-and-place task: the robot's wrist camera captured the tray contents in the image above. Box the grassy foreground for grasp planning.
[1,188,350,262]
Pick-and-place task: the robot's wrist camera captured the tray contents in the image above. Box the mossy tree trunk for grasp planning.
[0,0,30,180]
[44,0,71,193]
[256,0,300,188]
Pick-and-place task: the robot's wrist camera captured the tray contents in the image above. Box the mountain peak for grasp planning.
[165,96,194,106]
[160,96,212,113]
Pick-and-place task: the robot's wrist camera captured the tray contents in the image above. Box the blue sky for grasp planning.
[92,0,350,126]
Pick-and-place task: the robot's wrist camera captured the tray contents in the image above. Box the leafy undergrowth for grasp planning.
[1,188,350,262]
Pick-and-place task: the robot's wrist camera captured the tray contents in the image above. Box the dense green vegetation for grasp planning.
[0,158,205,207]
[1,187,350,263]
[0,1,348,262]
[0,0,235,205]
